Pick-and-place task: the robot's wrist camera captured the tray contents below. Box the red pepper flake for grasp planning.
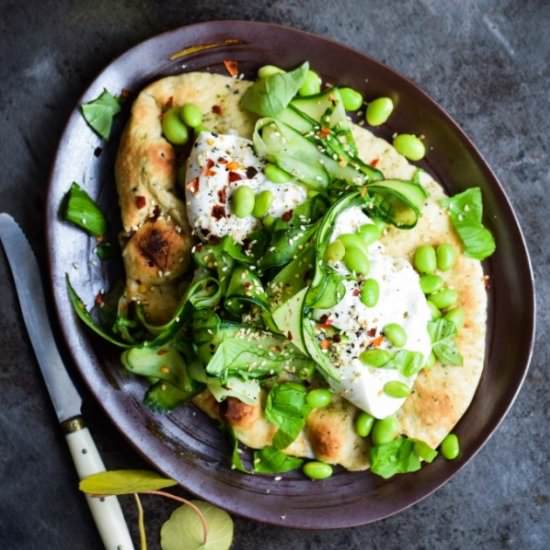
[212,104,223,115]
[367,328,377,337]
[223,59,239,78]
[371,335,384,347]
[164,97,174,111]
[218,157,228,164]
[282,210,293,222]
[352,288,360,297]
[370,158,380,167]
[211,205,226,220]
[135,195,146,209]
[94,292,104,307]
[287,331,293,341]
[157,349,169,356]
[186,177,200,194]
[218,187,227,203]
[319,127,331,138]
[320,339,331,350]
[318,315,333,329]
[202,158,216,176]
[228,171,242,183]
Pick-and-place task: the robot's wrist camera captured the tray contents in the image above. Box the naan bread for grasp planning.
[116,72,487,468]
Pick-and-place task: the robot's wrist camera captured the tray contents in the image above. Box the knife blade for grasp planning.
[0,212,134,550]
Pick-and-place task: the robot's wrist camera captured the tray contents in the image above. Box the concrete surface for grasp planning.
[1,0,549,548]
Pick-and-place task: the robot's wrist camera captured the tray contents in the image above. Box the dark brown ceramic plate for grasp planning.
[46,21,535,528]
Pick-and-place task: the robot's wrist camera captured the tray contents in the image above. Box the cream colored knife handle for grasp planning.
[64,418,135,550]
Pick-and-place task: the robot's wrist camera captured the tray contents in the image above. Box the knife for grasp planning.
[0,213,135,550]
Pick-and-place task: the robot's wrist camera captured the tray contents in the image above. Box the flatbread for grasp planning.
[116,72,487,468]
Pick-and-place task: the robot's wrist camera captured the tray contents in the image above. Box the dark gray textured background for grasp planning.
[1,0,548,548]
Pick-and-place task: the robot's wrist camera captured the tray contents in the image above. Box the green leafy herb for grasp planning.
[442,187,496,260]
[80,88,121,139]
[265,382,309,449]
[208,377,260,405]
[370,437,422,479]
[160,500,234,550]
[79,470,177,495]
[240,62,309,117]
[62,182,107,237]
[428,318,463,366]
[253,446,303,474]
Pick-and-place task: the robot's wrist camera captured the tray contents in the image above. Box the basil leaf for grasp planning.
[240,62,309,117]
[79,470,176,495]
[254,446,303,474]
[370,437,422,479]
[208,377,260,405]
[265,383,309,449]
[428,319,463,366]
[62,182,107,237]
[80,88,121,139]
[442,187,496,260]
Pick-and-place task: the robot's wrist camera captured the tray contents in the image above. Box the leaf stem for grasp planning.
[143,490,208,545]
[133,493,147,550]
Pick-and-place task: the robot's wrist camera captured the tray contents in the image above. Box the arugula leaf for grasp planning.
[254,446,303,474]
[79,470,177,495]
[370,437,422,479]
[62,182,107,237]
[160,500,234,550]
[80,88,121,139]
[442,187,496,260]
[428,319,463,366]
[240,62,309,117]
[265,383,309,449]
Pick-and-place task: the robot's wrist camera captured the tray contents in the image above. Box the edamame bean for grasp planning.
[360,348,392,367]
[402,352,424,377]
[258,65,284,79]
[444,307,464,330]
[307,388,333,409]
[371,416,399,445]
[343,245,370,274]
[299,70,322,96]
[414,440,438,463]
[414,245,437,274]
[252,190,273,218]
[358,223,381,245]
[355,412,375,437]
[424,351,436,368]
[338,233,366,251]
[265,163,292,183]
[231,185,255,218]
[383,323,407,347]
[162,108,189,145]
[393,134,426,161]
[436,243,457,271]
[303,461,333,480]
[180,103,203,128]
[430,288,458,310]
[383,381,411,398]
[325,240,346,262]
[420,274,444,295]
[360,278,380,307]
[339,87,363,111]
[366,97,394,126]
[262,215,275,228]
[440,433,460,460]
[427,300,441,319]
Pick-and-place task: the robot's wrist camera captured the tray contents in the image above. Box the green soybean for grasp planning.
[414,440,438,463]
[258,65,284,79]
[430,288,458,310]
[299,70,322,96]
[383,323,407,348]
[444,307,465,330]
[162,108,189,145]
[366,97,394,126]
[393,133,426,161]
[436,243,457,271]
[427,300,441,319]
[303,461,333,480]
[339,87,363,111]
[355,412,375,437]
[231,185,255,218]
[371,416,399,445]
[325,240,346,262]
[262,215,275,228]
[383,380,411,398]
[402,352,424,377]
[414,245,437,274]
[359,348,391,367]
[338,233,366,251]
[424,351,436,368]
[343,245,370,274]
[307,388,333,409]
[420,274,444,295]
[252,190,273,218]
[180,103,203,128]
[360,278,380,307]
[358,223,381,245]
[265,163,292,183]
[440,433,460,460]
